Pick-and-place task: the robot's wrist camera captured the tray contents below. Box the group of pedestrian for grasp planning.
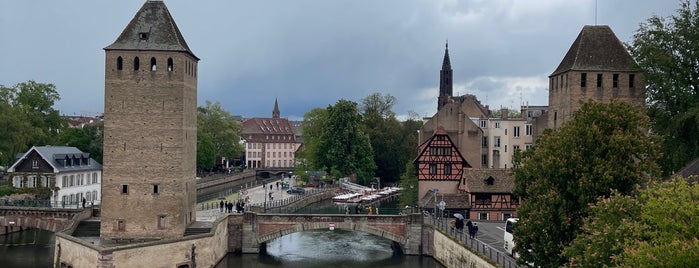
[219,200,246,214]
[452,218,478,239]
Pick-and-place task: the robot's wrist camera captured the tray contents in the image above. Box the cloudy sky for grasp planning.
[0,0,680,120]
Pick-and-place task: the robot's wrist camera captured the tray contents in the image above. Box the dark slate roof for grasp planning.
[104,0,198,60]
[676,158,699,179]
[550,25,639,76]
[463,168,514,193]
[419,192,470,209]
[9,146,102,173]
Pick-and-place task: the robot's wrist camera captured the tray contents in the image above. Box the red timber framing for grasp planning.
[415,126,471,181]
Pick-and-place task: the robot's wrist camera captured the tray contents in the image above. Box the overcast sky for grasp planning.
[0,0,680,120]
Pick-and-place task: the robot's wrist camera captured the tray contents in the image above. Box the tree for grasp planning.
[629,0,699,174]
[56,122,104,164]
[197,101,243,171]
[512,100,662,266]
[398,161,418,208]
[316,99,376,184]
[361,93,403,183]
[196,131,216,171]
[0,81,67,167]
[298,107,328,171]
[565,177,699,267]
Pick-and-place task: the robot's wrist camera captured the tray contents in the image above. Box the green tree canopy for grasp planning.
[0,81,67,167]
[512,100,662,266]
[56,122,104,164]
[565,177,699,267]
[315,99,376,184]
[197,101,243,171]
[629,0,699,174]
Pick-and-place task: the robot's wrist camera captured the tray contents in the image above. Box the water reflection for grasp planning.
[0,229,54,268]
[216,229,443,268]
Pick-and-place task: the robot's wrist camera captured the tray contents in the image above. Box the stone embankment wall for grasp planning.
[428,226,496,268]
[56,216,229,268]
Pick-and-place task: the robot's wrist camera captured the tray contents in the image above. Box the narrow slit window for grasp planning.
[150,57,157,71]
[134,57,140,71]
[122,185,128,194]
[153,184,159,194]
[117,56,123,70]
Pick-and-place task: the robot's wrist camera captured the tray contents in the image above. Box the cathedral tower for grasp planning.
[437,42,453,111]
[100,0,199,240]
[272,98,280,118]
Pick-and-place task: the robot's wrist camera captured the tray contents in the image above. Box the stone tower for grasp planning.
[547,25,644,130]
[100,0,199,240]
[438,42,453,111]
[272,98,280,118]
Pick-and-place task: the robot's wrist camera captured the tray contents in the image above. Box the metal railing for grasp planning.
[0,199,98,209]
[426,213,522,268]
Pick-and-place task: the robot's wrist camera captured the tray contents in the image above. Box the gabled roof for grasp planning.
[104,0,198,60]
[550,25,639,76]
[462,168,514,193]
[414,126,471,168]
[8,146,102,173]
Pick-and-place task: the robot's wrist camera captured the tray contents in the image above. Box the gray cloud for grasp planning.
[0,1,679,121]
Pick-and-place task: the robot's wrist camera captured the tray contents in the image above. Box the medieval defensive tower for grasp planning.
[100,0,199,240]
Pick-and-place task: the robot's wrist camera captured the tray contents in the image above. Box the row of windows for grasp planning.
[266,159,291,167]
[115,56,197,77]
[120,184,160,195]
[61,173,99,188]
[247,142,295,150]
[61,191,99,204]
[246,151,296,159]
[428,163,452,175]
[113,214,169,232]
[572,73,636,88]
[265,135,293,141]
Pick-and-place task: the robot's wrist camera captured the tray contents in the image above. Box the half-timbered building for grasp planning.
[461,168,519,221]
[415,126,472,216]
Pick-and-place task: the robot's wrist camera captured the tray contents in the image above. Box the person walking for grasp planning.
[455,218,464,233]
[219,200,224,212]
[82,197,86,208]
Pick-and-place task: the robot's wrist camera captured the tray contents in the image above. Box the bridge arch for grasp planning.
[242,213,423,255]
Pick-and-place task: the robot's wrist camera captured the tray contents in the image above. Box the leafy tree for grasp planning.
[512,100,662,266]
[629,0,699,174]
[197,101,243,170]
[196,131,216,171]
[361,93,403,183]
[316,99,376,184]
[0,81,67,167]
[398,161,418,208]
[297,107,328,171]
[565,178,699,267]
[56,122,104,164]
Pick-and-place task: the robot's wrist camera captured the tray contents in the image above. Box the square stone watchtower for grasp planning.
[100,0,199,241]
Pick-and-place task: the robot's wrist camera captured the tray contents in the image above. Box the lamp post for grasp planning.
[432,188,439,217]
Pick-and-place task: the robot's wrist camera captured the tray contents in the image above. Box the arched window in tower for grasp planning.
[117,56,123,70]
[150,57,157,71]
[134,57,140,71]
[167,58,173,72]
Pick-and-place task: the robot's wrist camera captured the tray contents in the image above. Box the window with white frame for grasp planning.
[525,124,532,136]
[494,136,501,147]
[480,120,487,128]
[513,126,521,137]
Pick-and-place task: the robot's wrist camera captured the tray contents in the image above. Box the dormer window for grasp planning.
[485,176,495,185]
[139,32,149,40]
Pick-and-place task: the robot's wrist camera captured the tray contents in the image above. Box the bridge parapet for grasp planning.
[0,206,91,233]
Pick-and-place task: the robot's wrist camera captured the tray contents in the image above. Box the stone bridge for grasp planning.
[240,212,424,255]
[0,206,91,234]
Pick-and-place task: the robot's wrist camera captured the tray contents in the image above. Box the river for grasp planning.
[0,196,443,268]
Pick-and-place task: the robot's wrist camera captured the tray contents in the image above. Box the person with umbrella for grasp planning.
[454,213,465,233]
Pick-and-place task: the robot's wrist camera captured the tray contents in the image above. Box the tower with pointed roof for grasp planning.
[438,42,453,111]
[272,98,280,118]
[546,25,644,130]
[101,0,199,240]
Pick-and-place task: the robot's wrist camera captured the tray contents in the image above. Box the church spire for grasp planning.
[272,98,280,118]
[438,41,453,111]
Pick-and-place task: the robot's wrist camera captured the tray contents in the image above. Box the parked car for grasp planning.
[287,187,305,194]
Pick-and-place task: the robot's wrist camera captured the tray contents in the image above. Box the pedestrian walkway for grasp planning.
[196,176,302,222]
